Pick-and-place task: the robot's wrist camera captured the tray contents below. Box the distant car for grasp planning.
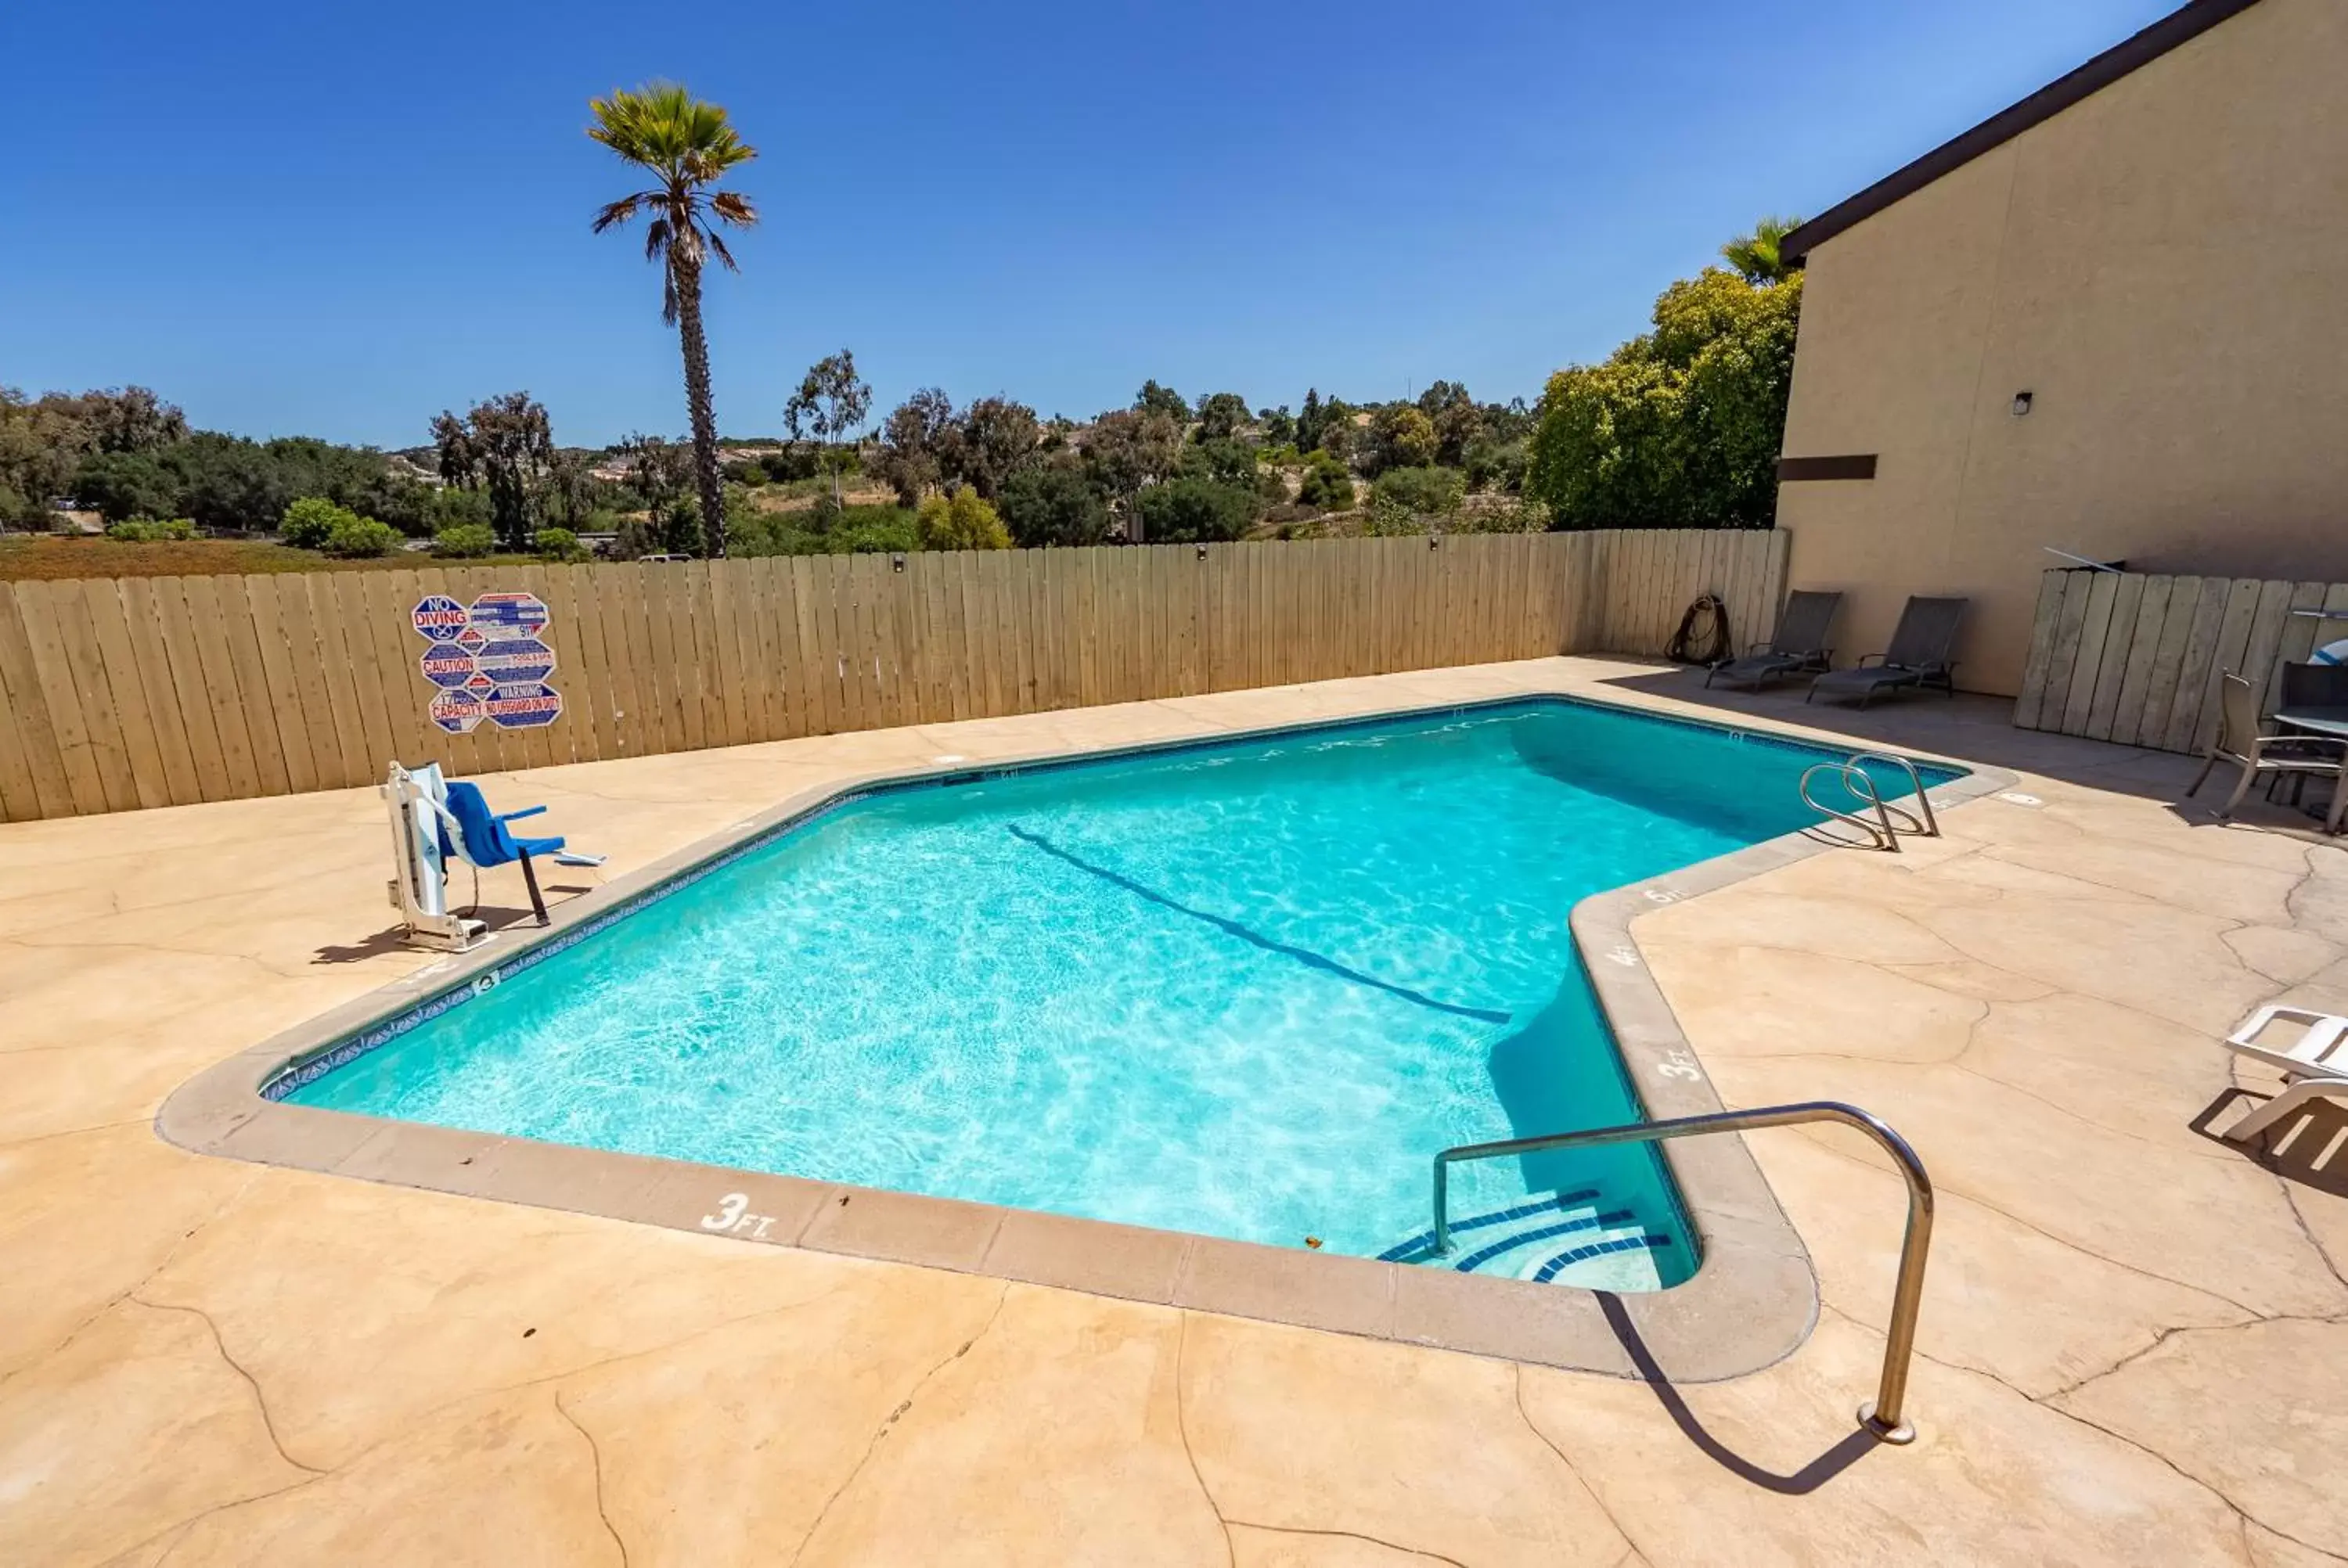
[639,552,689,563]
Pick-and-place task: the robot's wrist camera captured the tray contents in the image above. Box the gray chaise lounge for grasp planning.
[1706,589,1843,691]
[1806,596,1968,709]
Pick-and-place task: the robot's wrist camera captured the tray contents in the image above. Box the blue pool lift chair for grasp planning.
[439,780,569,926]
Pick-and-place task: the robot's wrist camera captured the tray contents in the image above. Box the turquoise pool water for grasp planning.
[294,698,1954,1291]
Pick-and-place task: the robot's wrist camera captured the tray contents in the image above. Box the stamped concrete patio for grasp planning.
[2,656,2343,1566]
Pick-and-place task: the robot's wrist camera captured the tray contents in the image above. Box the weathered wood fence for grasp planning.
[0,527,1784,822]
[2015,568,2348,753]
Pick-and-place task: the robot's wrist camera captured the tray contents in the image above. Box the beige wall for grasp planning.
[1777,0,2348,696]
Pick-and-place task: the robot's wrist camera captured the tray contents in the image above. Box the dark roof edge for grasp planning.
[1780,0,2265,264]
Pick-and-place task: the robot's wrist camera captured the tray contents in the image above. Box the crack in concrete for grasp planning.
[1822,1302,2346,1563]
[554,1390,629,1568]
[1514,1363,1645,1568]
[1224,1520,1471,1567]
[786,1282,1009,1568]
[1173,1311,1236,1568]
[131,1295,325,1475]
[0,1164,265,1397]
[1782,1126,2288,1319]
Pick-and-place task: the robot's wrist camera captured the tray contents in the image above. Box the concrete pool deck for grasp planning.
[3,656,2345,1564]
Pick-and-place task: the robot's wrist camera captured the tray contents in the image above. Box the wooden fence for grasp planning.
[0,527,1785,822]
[2015,567,2348,753]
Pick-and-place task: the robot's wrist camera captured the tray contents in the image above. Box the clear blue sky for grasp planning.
[2,0,2183,449]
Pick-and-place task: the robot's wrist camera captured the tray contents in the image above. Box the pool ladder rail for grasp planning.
[1430,1101,1935,1445]
[1801,751,1939,852]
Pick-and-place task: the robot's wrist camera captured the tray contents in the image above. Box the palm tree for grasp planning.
[588,83,758,556]
[1721,216,1805,286]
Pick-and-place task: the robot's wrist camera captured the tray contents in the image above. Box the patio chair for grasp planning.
[2220,1004,2348,1143]
[1706,589,1842,690]
[1806,597,1968,709]
[2184,674,2348,832]
[440,781,570,926]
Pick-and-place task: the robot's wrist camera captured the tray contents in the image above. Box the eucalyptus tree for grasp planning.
[784,349,872,509]
[588,82,758,555]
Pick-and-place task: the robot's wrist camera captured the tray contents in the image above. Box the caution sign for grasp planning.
[411,591,563,733]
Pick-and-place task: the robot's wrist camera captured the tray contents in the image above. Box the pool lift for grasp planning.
[382,761,488,953]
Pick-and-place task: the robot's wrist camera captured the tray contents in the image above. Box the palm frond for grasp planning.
[704,224,739,272]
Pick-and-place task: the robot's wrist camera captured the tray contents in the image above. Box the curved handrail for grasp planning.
[1800,761,1897,850]
[1431,1100,1934,1444]
[1800,753,1941,852]
[1849,751,1940,839]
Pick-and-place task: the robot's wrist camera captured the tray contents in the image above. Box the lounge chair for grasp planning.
[2184,674,2348,833]
[2221,1004,2348,1143]
[1806,597,1968,709]
[441,781,569,926]
[1706,590,1842,690]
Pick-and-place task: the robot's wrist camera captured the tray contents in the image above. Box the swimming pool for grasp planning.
[283,697,1957,1292]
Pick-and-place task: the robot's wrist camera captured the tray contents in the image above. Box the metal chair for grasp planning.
[2185,674,2348,830]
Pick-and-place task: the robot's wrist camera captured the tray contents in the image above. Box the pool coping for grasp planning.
[157,683,2015,1383]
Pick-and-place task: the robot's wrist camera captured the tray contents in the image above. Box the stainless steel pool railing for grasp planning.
[1799,751,1940,852]
[1431,1100,1935,1444]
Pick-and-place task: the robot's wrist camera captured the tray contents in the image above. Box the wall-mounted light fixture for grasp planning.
[1428,534,1441,550]
[1195,545,1208,561]
[2011,391,2034,417]
[891,552,906,573]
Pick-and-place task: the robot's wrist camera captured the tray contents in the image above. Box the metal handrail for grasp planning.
[1431,1100,1934,1444]
[1799,753,1940,852]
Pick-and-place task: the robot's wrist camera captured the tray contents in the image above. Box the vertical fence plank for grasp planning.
[0,584,74,818]
[2105,576,2173,748]
[148,577,231,803]
[2058,572,2123,736]
[113,578,202,807]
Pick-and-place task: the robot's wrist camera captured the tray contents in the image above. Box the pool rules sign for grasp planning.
[411,592,564,735]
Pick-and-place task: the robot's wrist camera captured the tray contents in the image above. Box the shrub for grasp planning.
[106,516,199,541]
[322,516,400,557]
[917,489,1011,550]
[1294,454,1356,512]
[533,527,589,563]
[432,522,497,558]
[1371,466,1466,516]
[997,464,1109,548]
[1136,477,1259,544]
[279,494,355,549]
[610,514,663,560]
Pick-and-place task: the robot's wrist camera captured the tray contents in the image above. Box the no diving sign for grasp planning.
[411,592,565,735]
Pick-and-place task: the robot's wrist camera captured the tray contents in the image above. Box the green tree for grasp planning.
[997,462,1110,548]
[1135,380,1190,423]
[1136,476,1258,544]
[1370,405,1438,473]
[1194,391,1250,443]
[73,450,182,522]
[942,396,1041,498]
[589,81,759,555]
[1371,466,1466,516]
[1720,215,1805,286]
[1525,265,1803,529]
[1082,408,1183,532]
[917,488,1012,550]
[874,387,954,504]
[1256,405,1296,448]
[430,393,556,551]
[784,348,873,509]
[1294,452,1356,512]
[279,495,358,549]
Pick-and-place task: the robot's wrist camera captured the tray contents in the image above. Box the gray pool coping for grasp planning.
[158,682,2015,1383]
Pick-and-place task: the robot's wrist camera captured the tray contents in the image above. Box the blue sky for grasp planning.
[2,0,2183,448]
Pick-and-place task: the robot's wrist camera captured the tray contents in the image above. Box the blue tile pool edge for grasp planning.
[160,679,2019,1383]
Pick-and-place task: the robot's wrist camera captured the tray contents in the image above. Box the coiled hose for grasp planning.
[1667,592,1733,666]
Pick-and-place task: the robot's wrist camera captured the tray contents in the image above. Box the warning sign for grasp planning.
[411,592,562,733]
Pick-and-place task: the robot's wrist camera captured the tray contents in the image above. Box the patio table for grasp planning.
[2274,706,2348,832]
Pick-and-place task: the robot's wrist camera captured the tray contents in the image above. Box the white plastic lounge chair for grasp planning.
[2222,1004,2348,1142]
[1707,590,1842,691]
[2185,674,2348,832]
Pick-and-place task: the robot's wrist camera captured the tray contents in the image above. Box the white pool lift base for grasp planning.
[382,761,489,953]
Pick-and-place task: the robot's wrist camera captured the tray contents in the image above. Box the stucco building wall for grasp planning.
[1776,0,2348,696]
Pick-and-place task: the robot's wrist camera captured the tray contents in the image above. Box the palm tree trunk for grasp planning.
[672,258,728,558]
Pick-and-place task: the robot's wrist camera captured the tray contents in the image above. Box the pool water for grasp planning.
[294,699,1954,1291]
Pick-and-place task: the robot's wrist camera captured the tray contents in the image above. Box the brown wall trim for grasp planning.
[1777,455,1878,482]
[1781,0,2264,264]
